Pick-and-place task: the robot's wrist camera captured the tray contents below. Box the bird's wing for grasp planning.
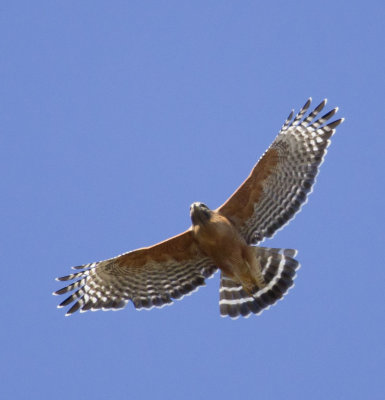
[54,230,217,315]
[217,98,344,244]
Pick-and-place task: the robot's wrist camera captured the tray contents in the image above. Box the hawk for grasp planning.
[54,98,343,319]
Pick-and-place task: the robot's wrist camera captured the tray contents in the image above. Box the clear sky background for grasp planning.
[1,1,384,399]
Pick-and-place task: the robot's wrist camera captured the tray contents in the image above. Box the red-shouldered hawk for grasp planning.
[54,98,343,319]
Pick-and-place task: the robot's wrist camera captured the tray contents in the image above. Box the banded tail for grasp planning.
[219,247,300,319]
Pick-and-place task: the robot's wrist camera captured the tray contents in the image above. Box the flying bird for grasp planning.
[54,98,343,319]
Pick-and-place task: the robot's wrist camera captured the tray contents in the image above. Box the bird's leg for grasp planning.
[246,251,266,290]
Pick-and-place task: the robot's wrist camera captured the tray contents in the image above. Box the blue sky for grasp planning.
[1,1,384,399]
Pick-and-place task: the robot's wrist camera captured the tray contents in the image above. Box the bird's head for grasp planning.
[190,202,212,226]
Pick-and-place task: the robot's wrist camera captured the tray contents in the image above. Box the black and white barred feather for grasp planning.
[219,247,299,319]
[242,98,343,244]
[54,254,217,316]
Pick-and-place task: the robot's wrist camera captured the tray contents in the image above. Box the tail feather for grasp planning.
[219,247,300,319]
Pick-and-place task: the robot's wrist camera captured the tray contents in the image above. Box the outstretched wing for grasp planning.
[54,230,217,315]
[217,98,344,244]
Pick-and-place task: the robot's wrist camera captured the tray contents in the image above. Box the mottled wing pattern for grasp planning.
[219,247,299,319]
[54,231,217,315]
[218,98,344,244]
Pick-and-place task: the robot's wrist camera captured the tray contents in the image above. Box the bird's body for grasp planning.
[54,98,344,319]
[191,203,264,292]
